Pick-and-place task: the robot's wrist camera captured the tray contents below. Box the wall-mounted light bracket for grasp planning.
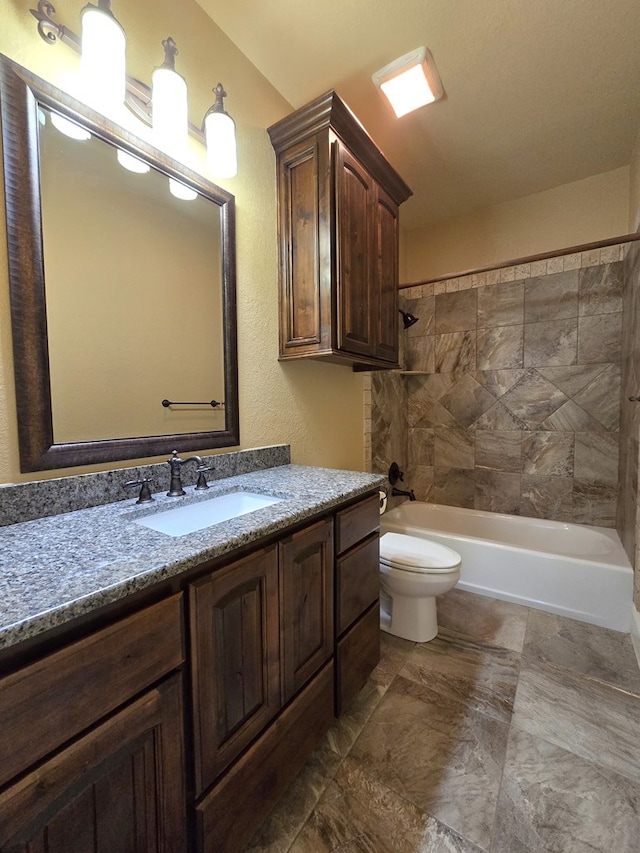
[29,0,206,144]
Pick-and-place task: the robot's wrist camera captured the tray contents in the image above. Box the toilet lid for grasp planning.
[380,532,461,573]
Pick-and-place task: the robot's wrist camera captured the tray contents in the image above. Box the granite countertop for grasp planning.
[0,464,384,651]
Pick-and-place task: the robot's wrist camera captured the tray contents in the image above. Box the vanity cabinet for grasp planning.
[279,518,334,702]
[268,90,412,370]
[0,490,380,853]
[189,544,281,793]
[0,595,186,852]
[335,493,381,714]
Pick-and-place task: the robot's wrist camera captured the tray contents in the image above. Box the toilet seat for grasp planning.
[380,532,461,574]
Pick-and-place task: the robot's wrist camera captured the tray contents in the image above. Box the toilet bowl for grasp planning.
[379,531,461,643]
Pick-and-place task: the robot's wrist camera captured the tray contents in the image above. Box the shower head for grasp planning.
[399,309,419,329]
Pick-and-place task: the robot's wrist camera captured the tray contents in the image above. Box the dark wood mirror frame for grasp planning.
[0,55,239,472]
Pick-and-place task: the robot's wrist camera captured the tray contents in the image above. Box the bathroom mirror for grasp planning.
[0,55,239,472]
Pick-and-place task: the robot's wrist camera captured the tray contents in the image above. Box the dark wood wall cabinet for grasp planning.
[0,492,380,853]
[268,91,412,370]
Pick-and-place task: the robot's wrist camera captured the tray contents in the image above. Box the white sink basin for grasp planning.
[133,491,284,537]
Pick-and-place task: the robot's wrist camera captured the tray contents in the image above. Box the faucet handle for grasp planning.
[195,465,214,490]
[124,478,154,504]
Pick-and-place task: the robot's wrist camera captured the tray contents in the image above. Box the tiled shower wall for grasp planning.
[619,240,640,608]
[368,245,626,528]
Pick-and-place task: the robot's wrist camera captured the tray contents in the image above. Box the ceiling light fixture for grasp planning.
[373,46,443,118]
[29,0,238,179]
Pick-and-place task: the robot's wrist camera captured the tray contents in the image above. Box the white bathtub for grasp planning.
[381,502,634,632]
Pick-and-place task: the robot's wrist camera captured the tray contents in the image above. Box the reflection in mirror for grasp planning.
[0,55,239,472]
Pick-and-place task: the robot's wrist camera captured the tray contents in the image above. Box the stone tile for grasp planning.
[407,398,457,429]
[439,374,497,428]
[523,318,577,367]
[519,474,574,521]
[436,588,529,653]
[522,609,640,696]
[500,370,568,428]
[435,289,478,334]
[573,431,619,480]
[407,464,434,501]
[246,734,342,853]
[405,333,435,372]
[475,470,521,514]
[524,270,579,323]
[572,363,621,430]
[491,727,640,853]
[474,369,526,399]
[349,674,511,850]
[577,313,622,363]
[474,401,528,430]
[434,426,475,469]
[405,294,436,338]
[435,331,477,376]
[433,468,476,508]
[572,478,617,526]
[540,399,608,433]
[579,261,624,316]
[476,430,522,472]
[477,325,524,370]
[521,432,574,476]
[537,363,609,398]
[399,635,521,725]
[408,427,434,466]
[290,757,483,853]
[407,373,455,402]
[477,281,524,328]
[512,660,640,783]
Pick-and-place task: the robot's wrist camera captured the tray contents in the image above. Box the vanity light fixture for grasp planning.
[373,46,443,118]
[29,0,238,179]
[204,84,237,180]
[80,0,126,116]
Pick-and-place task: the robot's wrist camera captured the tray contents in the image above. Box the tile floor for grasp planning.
[246,589,640,852]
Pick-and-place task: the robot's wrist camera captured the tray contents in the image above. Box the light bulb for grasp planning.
[80,1,126,117]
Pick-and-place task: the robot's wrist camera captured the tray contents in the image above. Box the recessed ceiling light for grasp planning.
[373,46,443,118]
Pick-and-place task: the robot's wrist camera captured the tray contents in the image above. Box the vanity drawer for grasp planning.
[335,492,379,555]
[0,593,184,788]
[336,532,380,634]
[197,661,334,853]
[336,602,380,715]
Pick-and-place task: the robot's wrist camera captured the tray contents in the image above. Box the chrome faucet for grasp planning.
[166,450,205,496]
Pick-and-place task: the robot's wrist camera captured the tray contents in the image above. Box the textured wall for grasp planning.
[0,0,366,484]
[371,246,626,528]
[404,168,630,281]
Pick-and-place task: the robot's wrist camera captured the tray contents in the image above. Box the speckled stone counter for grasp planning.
[0,464,384,651]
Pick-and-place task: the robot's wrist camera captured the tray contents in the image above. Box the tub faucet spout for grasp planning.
[391,486,416,501]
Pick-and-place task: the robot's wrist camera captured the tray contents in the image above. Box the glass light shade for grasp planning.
[169,178,197,201]
[117,149,150,173]
[204,110,237,179]
[152,66,188,158]
[373,47,443,118]
[80,3,126,116]
[51,111,92,141]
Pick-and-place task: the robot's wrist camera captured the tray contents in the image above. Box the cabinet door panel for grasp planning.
[0,675,186,853]
[280,519,334,702]
[373,186,400,361]
[189,546,280,793]
[334,142,374,357]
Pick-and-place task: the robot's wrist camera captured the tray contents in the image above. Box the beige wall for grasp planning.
[0,0,366,484]
[631,131,640,233]
[403,167,630,282]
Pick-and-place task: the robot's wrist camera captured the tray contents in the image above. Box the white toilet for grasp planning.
[379,532,461,643]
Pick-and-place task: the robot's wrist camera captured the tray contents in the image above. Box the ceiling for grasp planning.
[195,0,640,233]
